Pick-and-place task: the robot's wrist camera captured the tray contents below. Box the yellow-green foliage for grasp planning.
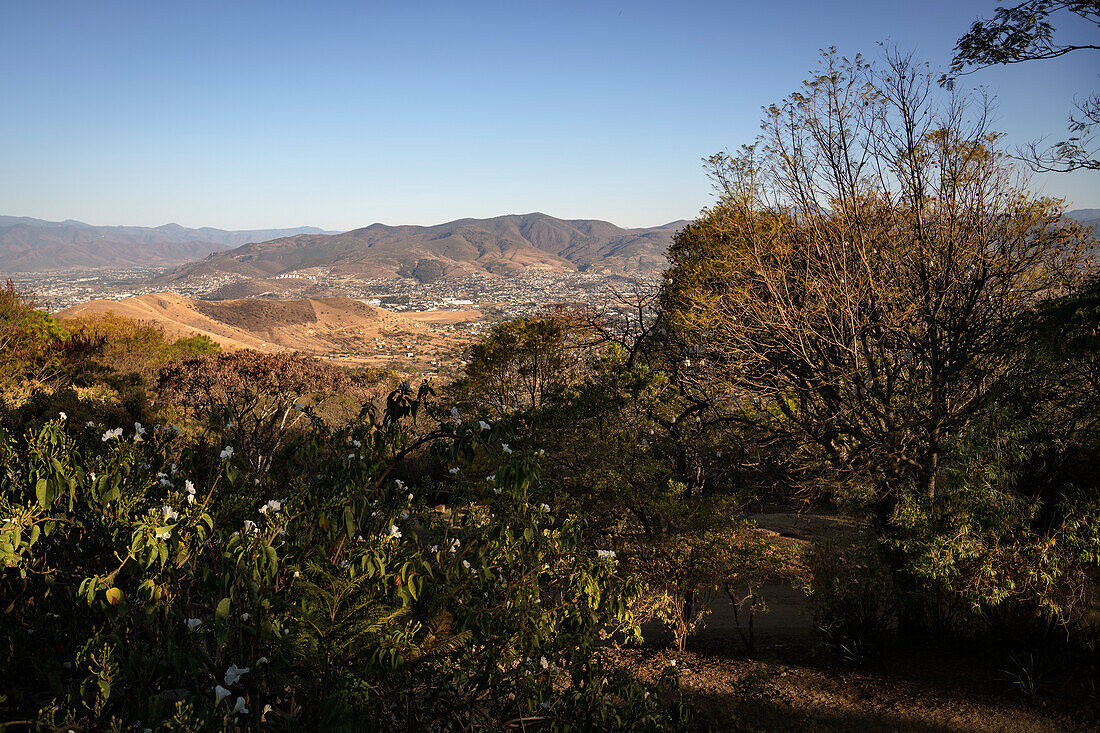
[60,311,220,382]
[0,281,70,404]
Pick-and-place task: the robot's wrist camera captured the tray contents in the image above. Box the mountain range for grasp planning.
[0,217,338,272]
[5,209,1095,280]
[1071,209,1100,229]
[163,213,686,283]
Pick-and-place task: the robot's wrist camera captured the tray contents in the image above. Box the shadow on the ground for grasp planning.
[611,640,1099,733]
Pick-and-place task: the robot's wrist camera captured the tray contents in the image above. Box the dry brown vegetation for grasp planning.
[57,293,475,372]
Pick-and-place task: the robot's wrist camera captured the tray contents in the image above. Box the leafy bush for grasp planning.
[0,382,693,730]
[808,530,896,664]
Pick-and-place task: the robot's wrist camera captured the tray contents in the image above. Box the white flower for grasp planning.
[669,659,677,667]
[224,663,250,686]
[186,618,202,630]
[241,612,250,621]
[394,478,405,489]
[220,446,234,460]
[540,656,549,670]
[430,545,439,552]
[243,520,258,533]
[101,427,122,442]
[89,472,96,482]
[256,656,269,665]
[449,538,461,554]
[486,474,495,482]
[478,420,490,431]
[159,477,173,488]
[264,499,282,513]
[215,685,231,704]
[539,503,550,513]
[501,443,512,454]
[386,524,402,539]
[292,570,301,578]
[185,480,196,503]
[58,411,67,421]
[156,529,171,540]
[352,439,362,448]
[85,420,95,427]
[493,487,502,495]
[596,549,617,561]
[448,467,460,475]
[162,505,178,522]
[451,406,460,419]
[133,435,143,443]
[537,449,546,456]
[462,560,471,570]
[231,696,249,715]
[134,421,146,436]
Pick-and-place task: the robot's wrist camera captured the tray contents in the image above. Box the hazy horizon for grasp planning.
[1,210,696,233]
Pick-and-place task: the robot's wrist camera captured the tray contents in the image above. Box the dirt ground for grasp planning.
[607,511,1100,732]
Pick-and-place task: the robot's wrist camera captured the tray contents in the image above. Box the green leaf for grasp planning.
[35,478,48,509]
[343,506,356,540]
[215,597,232,621]
[105,587,123,606]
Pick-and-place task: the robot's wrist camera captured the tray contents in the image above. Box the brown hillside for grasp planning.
[56,293,475,374]
[163,213,686,284]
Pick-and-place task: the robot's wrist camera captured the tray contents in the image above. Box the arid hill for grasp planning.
[164,213,686,284]
[56,293,476,374]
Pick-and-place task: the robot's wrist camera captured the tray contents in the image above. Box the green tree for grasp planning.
[449,317,583,418]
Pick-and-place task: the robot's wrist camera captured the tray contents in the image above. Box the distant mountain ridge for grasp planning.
[166,213,688,283]
[0,217,339,272]
[7,209,1091,278]
[1068,209,1100,228]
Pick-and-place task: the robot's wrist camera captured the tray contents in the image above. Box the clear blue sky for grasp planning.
[2,0,1097,230]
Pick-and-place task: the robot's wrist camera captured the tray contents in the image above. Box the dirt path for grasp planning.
[617,511,1099,731]
[612,644,1095,732]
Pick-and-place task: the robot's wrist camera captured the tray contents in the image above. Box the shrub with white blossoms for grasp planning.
[0,384,691,731]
